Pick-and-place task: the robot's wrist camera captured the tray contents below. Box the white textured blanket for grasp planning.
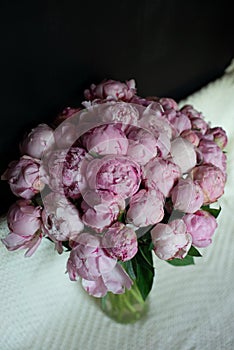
[1,61,234,350]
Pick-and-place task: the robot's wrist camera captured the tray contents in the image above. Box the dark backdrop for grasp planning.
[0,0,233,214]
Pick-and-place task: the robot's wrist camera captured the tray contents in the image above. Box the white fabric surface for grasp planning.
[1,61,234,350]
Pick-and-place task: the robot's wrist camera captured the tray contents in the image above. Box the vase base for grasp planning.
[96,283,149,324]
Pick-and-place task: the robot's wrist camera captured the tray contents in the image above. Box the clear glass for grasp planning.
[98,281,149,324]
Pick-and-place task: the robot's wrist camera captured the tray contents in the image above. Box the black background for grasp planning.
[0,0,233,214]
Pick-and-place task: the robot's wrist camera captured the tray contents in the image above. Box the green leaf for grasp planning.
[31,193,43,207]
[201,205,221,218]
[122,260,136,280]
[131,244,155,301]
[188,245,202,257]
[166,255,195,266]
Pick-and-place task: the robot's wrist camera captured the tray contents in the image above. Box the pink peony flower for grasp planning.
[82,196,125,232]
[181,130,200,147]
[171,178,204,213]
[67,232,133,297]
[81,124,129,156]
[84,79,136,101]
[42,192,84,241]
[42,146,87,198]
[126,127,158,165]
[191,164,226,204]
[82,264,133,297]
[159,97,178,111]
[62,147,87,199]
[102,222,138,261]
[198,139,227,173]
[183,210,218,247]
[151,219,192,260]
[127,189,164,227]
[143,158,181,197]
[205,126,228,149]
[82,155,142,201]
[180,105,203,119]
[138,109,172,158]
[101,102,139,131]
[190,117,208,134]
[67,233,116,281]
[20,124,54,159]
[170,137,197,173]
[1,156,44,199]
[1,200,43,257]
[164,109,191,137]
[180,105,208,134]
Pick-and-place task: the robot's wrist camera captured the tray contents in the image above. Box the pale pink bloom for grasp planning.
[20,124,54,159]
[159,97,178,111]
[127,189,164,227]
[143,158,181,197]
[77,101,139,141]
[180,106,208,134]
[67,232,132,297]
[126,127,158,165]
[205,126,228,149]
[77,101,139,132]
[171,178,204,213]
[7,200,41,235]
[42,192,84,241]
[101,102,139,131]
[83,155,141,200]
[183,210,218,247]
[81,124,129,156]
[139,105,171,129]
[190,164,226,204]
[164,109,191,137]
[1,156,44,199]
[102,222,138,261]
[139,109,172,157]
[181,130,200,147]
[151,219,192,260]
[190,117,208,134]
[84,79,136,101]
[170,137,197,173]
[198,139,227,173]
[42,147,86,198]
[180,104,203,119]
[1,200,43,257]
[67,233,116,281]
[82,264,133,297]
[82,196,125,232]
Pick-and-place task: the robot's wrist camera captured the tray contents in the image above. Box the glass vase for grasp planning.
[98,280,149,324]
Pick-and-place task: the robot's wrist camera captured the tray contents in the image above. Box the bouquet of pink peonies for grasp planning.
[1,78,228,306]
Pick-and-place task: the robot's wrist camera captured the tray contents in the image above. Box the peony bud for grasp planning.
[151,219,192,260]
[20,124,54,159]
[183,210,217,247]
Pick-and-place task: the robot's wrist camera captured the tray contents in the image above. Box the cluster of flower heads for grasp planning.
[1,79,228,297]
